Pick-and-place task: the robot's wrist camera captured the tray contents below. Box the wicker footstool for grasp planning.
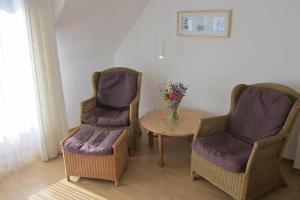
[61,126,128,186]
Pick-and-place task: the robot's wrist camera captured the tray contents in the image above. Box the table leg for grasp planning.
[148,131,153,147]
[158,134,164,167]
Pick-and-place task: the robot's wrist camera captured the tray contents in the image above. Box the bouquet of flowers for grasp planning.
[161,82,187,122]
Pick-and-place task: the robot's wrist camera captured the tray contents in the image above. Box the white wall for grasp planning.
[58,55,113,128]
[115,0,300,162]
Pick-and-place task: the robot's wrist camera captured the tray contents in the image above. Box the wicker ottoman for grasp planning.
[61,126,128,186]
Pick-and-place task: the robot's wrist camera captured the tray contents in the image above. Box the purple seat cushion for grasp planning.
[63,127,123,155]
[228,86,293,144]
[81,107,130,127]
[63,127,94,153]
[97,70,138,108]
[192,131,253,172]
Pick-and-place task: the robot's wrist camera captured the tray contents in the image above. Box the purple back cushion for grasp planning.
[96,71,138,108]
[228,86,293,144]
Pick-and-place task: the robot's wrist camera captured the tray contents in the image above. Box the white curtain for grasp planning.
[24,0,68,161]
[0,0,41,177]
[0,0,68,177]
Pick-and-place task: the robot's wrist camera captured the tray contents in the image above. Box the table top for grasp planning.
[140,107,211,137]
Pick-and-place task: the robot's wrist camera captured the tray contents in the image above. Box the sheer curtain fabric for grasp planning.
[0,0,68,177]
[24,0,68,161]
[0,0,40,177]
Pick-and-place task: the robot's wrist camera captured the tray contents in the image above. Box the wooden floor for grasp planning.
[1,134,300,200]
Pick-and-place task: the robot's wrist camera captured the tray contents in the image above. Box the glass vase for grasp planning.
[170,107,179,122]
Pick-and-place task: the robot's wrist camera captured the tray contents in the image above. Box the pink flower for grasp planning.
[168,92,175,100]
[172,92,183,101]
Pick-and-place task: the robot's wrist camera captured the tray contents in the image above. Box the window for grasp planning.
[0,0,40,176]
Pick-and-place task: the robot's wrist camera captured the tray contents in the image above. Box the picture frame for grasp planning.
[177,10,232,38]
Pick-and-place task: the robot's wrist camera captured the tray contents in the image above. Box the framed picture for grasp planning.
[177,10,232,37]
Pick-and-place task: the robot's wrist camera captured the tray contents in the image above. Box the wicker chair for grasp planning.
[191,83,300,200]
[80,67,142,155]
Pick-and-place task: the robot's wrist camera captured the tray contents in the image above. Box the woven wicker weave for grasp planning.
[80,67,142,155]
[61,126,128,186]
[191,83,300,200]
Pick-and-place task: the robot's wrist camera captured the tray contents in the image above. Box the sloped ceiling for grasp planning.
[55,0,150,61]
[54,0,65,22]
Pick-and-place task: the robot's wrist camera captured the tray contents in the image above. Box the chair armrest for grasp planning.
[80,97,96,115]
[60,127,80,146]
[129,97,139,123]
[194,115,230,140]
[245,132,288,174]
[254,133,288,148]
[113,130,128,153]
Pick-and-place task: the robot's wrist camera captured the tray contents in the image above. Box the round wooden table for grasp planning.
[140,107,211,167]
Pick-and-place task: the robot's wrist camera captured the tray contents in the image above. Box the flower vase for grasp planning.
[170,107,179,122]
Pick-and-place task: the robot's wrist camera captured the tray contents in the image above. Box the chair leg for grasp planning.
[128,148,134,156]
[188,135,193,143]
[115,179,119,186]
[191,171,202,181]
[191,171,196,181]
[66,175,70,182]
[280,178,288,187]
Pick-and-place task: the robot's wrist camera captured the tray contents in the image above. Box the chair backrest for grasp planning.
[228,83,300,144]
[92,67,142,109]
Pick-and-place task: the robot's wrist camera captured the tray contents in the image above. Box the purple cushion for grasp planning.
[228,87,293,144]
[63,127,123,155]
[97,70,138,108]
[63,127,94,153]
[81,107,130,127]
[192,131,252,172]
